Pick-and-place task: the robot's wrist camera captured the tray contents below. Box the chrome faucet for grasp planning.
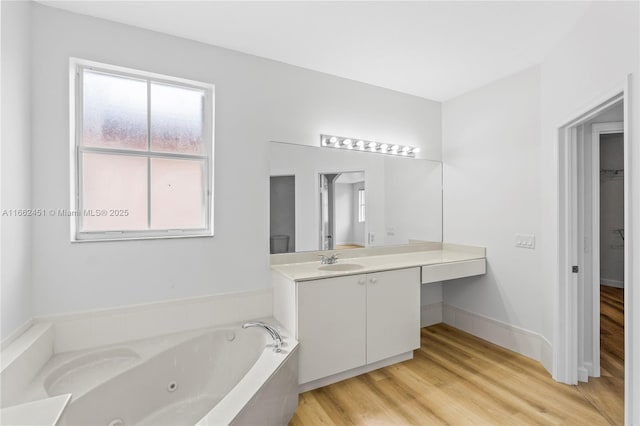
[242,321,283,353]
[319,253,339,264]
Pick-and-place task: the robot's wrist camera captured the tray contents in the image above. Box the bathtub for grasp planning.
[20,320,298,425]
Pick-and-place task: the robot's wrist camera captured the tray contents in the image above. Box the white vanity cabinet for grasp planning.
[275,267,420,386]
[297,274,366,384]
[365,268,420,364]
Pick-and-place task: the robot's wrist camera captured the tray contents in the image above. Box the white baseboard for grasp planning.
[578,366,589,382]
[298,351,413,393]
[578,361,595,382]
[36,288,273,353]
[443,304,553,375]
[421,302,443,327]
[601,279,624,288]
[540,336,553,375]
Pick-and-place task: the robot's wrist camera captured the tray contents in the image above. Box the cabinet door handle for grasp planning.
[369,277,377,284]
[358,278,366,285]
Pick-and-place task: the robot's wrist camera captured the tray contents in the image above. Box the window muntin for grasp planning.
[73,61,213,241]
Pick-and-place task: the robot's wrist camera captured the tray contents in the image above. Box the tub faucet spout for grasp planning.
[242,321,283,353]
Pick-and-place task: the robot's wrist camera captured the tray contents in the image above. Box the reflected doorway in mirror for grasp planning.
[320,172,365,251]
[270,175,295,253]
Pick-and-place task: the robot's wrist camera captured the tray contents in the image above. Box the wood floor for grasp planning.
[576,285,624,425]
[291,287,625,425]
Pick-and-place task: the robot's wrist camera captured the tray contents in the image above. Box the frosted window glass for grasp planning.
[151,83,204,154]
[150,158,205,229]
[82,153,148,231]
[83,71,148,150]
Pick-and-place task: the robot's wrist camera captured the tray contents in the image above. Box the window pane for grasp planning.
[150,158,205,229]
[151,83,204,154]
[82,153,148,231]
[83,71,148,150]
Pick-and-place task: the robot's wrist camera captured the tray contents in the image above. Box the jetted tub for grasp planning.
[20,320,299,425]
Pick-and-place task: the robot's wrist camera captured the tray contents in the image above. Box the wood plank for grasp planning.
[574,285,624,425]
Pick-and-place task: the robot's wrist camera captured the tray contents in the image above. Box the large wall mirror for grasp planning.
[269,141,442,253]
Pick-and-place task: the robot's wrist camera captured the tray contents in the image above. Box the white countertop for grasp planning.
[271,245,485,282]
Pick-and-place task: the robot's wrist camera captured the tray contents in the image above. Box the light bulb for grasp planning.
[356,140,365,148]
[390,145,399,152]
[342,139,352,146]
[412,147,421,154]
[329,136,338,144]
[368,142,377,150]
[380,144,388,152]
[402,146,410,153]
[322,138,328,146]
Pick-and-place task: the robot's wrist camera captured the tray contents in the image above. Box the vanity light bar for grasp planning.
[320,134,420,157]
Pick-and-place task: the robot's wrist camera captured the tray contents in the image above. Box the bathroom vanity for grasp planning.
[271,243,486,391]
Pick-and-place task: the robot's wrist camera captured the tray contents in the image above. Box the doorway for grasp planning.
[578,118,624,424]
[319,171,365,250]
[597,132,625,408]
[556,93,627,423]
[270,175,295,254]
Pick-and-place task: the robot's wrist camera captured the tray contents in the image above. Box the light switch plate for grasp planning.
[516,234,535,249]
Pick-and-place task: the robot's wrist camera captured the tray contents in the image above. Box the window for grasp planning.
[71,59,214,241]
[358,188,365,222]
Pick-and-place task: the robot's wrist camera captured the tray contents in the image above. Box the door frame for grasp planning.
[270,171,297,252]
[555,75,634,422]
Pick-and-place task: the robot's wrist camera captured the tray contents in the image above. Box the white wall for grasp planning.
[442,66,543,334]
[29,4,441,317]
[441,2,639,419]
[538,6,639,417]
[334,182,354,245]
[539,2,639,350]
[1,1,33,341]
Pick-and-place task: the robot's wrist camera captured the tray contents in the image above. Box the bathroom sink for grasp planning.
[318,263,364,272]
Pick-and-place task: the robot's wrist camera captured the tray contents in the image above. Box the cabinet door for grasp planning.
[297,275,366,384]
[366,268,420,364]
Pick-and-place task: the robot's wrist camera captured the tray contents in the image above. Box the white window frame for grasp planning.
[358,188,365,223]
[69,58,215,242]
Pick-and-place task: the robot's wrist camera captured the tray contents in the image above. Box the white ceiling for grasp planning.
[38,1,592,101]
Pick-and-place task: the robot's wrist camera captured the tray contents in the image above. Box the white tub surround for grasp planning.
[40,289,272,353]
[7,320,298,426]
[1,323,54,408]
[271,243,486,391]
[0,394,70,426]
